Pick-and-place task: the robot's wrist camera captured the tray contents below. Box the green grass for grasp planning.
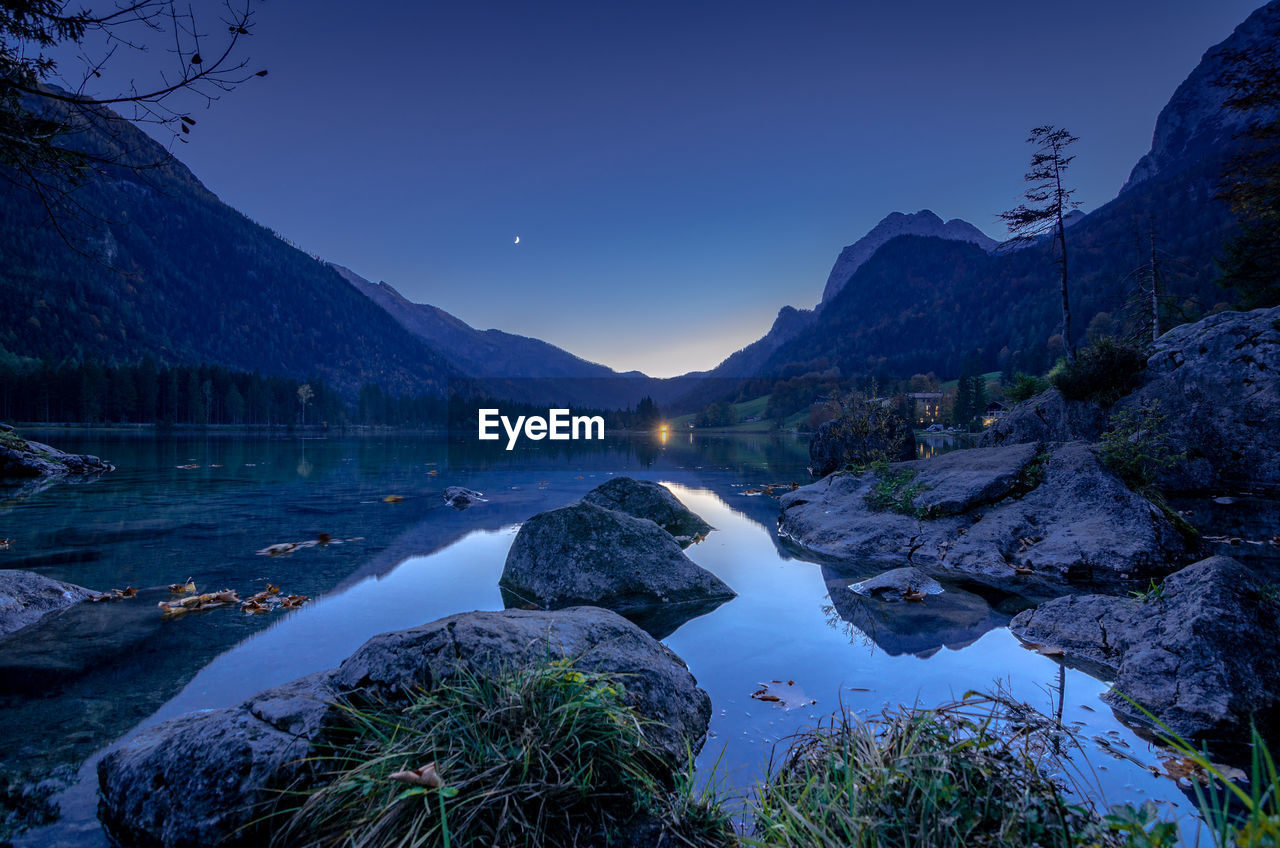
[864,462,931,518]
[272,658,734,848]
[1116,698,1280,848]
[747,695,1129,848]
[266,660,1280,848]
[1129,578,1166,603]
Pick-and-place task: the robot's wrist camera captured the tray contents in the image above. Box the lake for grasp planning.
[1,430,1206,846]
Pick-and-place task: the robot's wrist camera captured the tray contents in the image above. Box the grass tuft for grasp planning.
[864,462,932,518]
[747,694,1131,848]
[271,658,734,848]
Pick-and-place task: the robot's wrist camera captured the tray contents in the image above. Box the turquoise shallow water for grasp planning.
[0,431,1204,846]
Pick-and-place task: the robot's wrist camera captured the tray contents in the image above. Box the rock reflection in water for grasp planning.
[821,564,1048,658]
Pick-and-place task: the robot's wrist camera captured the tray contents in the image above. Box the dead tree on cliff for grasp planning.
[1000,126,1082,362]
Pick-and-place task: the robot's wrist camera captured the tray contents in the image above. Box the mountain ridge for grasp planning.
[820,209,999,306]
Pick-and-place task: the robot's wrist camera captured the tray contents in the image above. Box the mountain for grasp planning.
[761,146,1240,380]
[675,2,1274,394]
[1123,0,1280,192]
[332,264,694,408]
[820,210,999,305]
[666,210,995,411]
[0,95,681,409]
[0,98,458,399]
[333,264,629,381]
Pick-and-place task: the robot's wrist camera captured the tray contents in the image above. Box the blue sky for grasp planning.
[94,0,1264,377]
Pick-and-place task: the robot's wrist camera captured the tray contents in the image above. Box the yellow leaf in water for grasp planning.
[383,495,404,503]
[169,579,196,594]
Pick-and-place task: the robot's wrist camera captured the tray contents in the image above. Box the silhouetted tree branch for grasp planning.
[1,0,265,246]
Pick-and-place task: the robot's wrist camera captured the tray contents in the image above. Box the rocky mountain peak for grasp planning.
[820,209,999,305]
[1122,0,1280,192]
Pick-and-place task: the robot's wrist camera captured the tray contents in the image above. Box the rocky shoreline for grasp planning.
[3,309,1278,844]
[0,426,114,480]
[780,306,1280,743]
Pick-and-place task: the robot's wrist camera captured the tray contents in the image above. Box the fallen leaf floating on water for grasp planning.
[0,539,12,550]
[240,586,308,615]
[389,762,442,788]
[158,589,240,617]
[176,464,199,470]
[751,681,814,708]
[383,494,404,503]
[89,587,138,602]
[256,536,362,557]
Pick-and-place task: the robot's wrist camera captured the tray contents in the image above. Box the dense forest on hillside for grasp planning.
[0,98,458,399]
[0,355,668,432]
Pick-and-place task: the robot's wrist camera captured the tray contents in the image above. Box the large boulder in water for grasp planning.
[0,570,93,637]
[780,441,1188,584]
[98,607,713,848]
[499,502,734,630]
[809,407,916,478]
[582,477,712,544]
[1010,556,1280,739]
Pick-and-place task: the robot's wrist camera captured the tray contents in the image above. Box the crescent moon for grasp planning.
[514,236,520,244]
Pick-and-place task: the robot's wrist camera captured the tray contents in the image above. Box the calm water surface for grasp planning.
[0,431,1208,846]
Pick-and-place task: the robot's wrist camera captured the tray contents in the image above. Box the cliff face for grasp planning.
[1122,0,1280,192]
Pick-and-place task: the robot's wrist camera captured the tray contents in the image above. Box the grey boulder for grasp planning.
[1010,556,1280,739]
[582,476,712,544]
[0,570,94,637]
[499,501,734,625]
[0,433,113,479]
[979,387,1108,448]
[780,441,1188,583]
[1117,305,1280,490]
[98,607,713,848]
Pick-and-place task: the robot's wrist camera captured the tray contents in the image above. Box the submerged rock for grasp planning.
[1010,556,1280,739]
[499,501,734,629]
[582,477,712,544]
[98,607,712,848]
[826,566,1041,658]
[0,432,113,480]
[780,441,1188,584]
[849,567,944,599]
[442,485,485,509]
[0,570,93,638]
[809,408,916,478]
